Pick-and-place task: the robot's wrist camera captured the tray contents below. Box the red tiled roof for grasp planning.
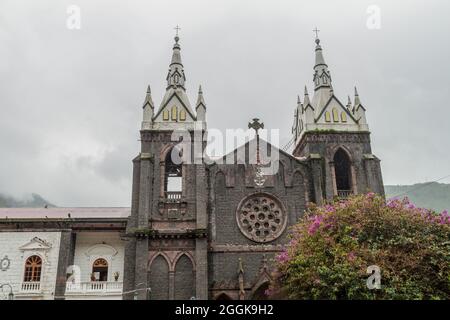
[0,207,130,219]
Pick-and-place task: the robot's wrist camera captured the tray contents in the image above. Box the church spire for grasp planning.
[166,29,186,90]
[196,85,207,122]
[311,31,333,112]
[142,85,154,130]
[143,85,154,109]
[303,85,311,106]
[354,86,361,106]
[313,36,332,91]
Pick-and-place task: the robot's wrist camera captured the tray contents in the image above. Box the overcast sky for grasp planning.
[0,0,449,206]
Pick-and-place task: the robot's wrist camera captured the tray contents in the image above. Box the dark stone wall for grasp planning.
[148,255,170,300]
[207,145,311,297]
[127,128,384,300]
[174,255,195,299]
[54,231,74,300]
[293,131,385,199]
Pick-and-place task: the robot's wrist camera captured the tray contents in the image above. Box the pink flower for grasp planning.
[276,251,289,263]
[348,252,356,261]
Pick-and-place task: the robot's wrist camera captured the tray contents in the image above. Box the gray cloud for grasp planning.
[0,0,449,206]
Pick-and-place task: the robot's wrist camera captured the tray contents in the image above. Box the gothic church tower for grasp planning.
[292,36,384,202]
[123,34,208,300]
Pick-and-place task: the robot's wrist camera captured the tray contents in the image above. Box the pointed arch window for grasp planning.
[332,108,339,122]
[164,146,183,200]
[179,109,186,121]
[333,148,352,198]
[325,111,331,122]
[24,255,42,282]
[92,258,108,282]
[163,110,169,121]
[171,106,178,121]
[341,112,347,122]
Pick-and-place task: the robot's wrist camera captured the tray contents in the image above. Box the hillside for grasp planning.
[385,182,450,213]
[0,193,55,208]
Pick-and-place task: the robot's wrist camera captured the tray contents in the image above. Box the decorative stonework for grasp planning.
[0,255,10,271]
[236,193,287,243]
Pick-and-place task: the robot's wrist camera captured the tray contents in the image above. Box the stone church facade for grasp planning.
[0,34,383,300]
[122,34,384,300]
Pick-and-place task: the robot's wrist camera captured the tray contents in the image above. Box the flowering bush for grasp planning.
[268,194,450,299]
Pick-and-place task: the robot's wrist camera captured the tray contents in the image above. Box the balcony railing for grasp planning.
[337,190,353,198]
[165,191,182,202]
[20,282,41,293]
[65,281,123,294]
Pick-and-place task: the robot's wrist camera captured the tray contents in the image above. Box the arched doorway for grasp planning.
[252,282,270,300]
[333,148,352,197]
[215,293,232,300]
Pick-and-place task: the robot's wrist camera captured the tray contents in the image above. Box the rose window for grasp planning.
[236,193,287,243]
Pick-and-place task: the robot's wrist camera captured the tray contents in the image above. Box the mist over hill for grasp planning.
[0,193,55,208]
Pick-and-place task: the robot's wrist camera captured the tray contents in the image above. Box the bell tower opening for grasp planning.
[164,147,183,200]
[333,148,352,198]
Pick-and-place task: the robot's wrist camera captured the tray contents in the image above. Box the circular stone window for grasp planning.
[236,193,287,243]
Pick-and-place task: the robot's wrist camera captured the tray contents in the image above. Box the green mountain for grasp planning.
[0,193,55,208]
[385,182,450,213]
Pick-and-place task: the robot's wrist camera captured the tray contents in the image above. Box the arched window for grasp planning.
[325,111,331,122]
[179,109,186,121]
[163,110,169,121]
[164,146,183,199]
[332,108,339,122]
[92,258,108,282]
[24,255,42,282]
[341,112,347,122]
[171,106,178,121]
[333,148,352,197]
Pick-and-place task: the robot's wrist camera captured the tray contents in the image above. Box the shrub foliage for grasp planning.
[268,193,450,299]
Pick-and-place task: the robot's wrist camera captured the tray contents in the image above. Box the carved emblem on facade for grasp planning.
[0,255,11,271]
[236,193,287,243]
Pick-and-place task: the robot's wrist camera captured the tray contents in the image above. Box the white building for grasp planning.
[0,208,129,300]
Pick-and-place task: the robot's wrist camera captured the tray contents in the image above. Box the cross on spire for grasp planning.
[248,118,264,135]
[174,25,181,37]
[313,27,320,39]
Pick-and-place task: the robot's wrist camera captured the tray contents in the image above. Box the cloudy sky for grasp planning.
[0,0,449,206]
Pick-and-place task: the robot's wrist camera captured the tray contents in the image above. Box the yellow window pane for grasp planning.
[341,112,347,122]
[325,111,331,122]
[163,110,169,120]
[332,108,339,122]
[171,106,177,120]
[179,109,186,121]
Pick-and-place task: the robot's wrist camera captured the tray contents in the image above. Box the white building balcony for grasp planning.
[65,281,123,296]
[20,282,41,294]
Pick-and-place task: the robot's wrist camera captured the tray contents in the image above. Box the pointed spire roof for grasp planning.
[170,35,183,66]
[314,38,327,68]
[311,34,333,112]
[303,85,311,106]
[354,86,361,106]
[196,85,206,108]
[142,85,154,109]
[347,95,352,109]
[166,33,186,90]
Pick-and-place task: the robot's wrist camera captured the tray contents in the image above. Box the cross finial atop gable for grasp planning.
[248,118,264,135]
